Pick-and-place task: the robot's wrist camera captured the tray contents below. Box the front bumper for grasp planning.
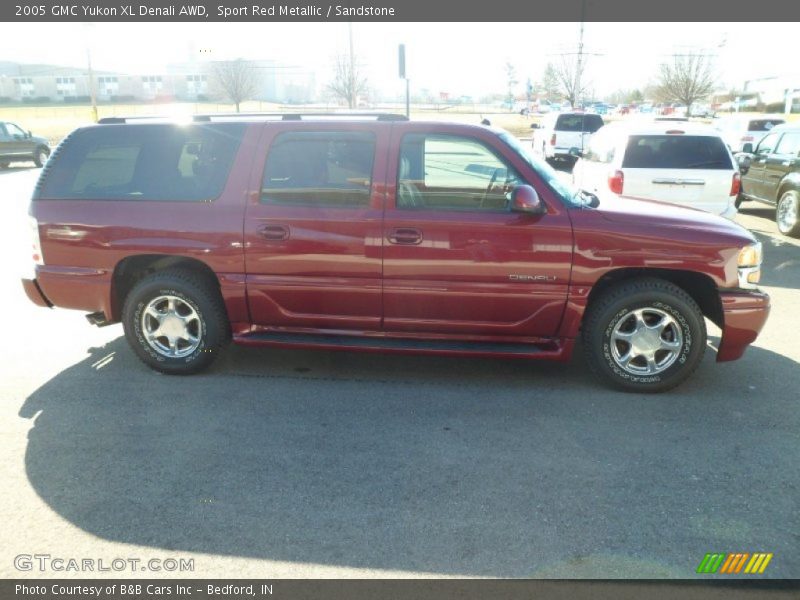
[717,290,770,362]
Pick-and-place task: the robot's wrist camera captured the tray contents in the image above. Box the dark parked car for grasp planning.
[21,114,769,392]
[736,123,800,237]
[0,121,51,168]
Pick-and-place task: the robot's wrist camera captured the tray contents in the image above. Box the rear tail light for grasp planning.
[30,216,44,266]
[608,170,624,195]
[550,133,556,146]
[730,172,741,197]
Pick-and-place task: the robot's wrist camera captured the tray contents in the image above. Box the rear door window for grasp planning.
[37,123,246,201]
[622,135,732,169]
[555,114,604,133]
[260,131,375,207]
[748,119,785,132]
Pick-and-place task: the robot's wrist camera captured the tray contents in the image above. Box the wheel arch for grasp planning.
[110,254,221,322]
[583,268,723,330]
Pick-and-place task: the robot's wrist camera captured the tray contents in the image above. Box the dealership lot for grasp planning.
[0,167,798,578]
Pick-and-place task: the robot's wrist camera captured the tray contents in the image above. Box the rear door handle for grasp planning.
[388,227,423,245]
[258,224,290,241]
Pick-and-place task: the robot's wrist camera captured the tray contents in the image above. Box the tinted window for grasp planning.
[398,134,521,211]
[555,114,604,133]
[38,123,245,201]
[775,132,800,156]
[748,119,784,132]
[622,135,732,169]
[261,131,375,207]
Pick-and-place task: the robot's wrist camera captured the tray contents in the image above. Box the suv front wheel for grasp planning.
[582,278,706,392]
[122,269,230,375]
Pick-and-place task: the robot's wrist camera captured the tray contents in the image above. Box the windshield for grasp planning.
[498,132,583,207]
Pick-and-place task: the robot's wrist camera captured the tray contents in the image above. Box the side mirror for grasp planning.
[510,185,546,215]
[742,142,754,154]
[568,147,582,158]
[26,131,32,139]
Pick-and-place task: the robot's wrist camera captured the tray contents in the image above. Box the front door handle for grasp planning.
[259,224,290,241]
[388,227,423,245]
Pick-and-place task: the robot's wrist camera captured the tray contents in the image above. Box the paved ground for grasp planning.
[0,166,797,579]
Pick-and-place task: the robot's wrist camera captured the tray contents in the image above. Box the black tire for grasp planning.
[582,278,707,393]
[33,146,50,168]
[776,189,800,237]
[122,269,230,375]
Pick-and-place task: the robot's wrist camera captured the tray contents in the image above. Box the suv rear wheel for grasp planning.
[582,278,706,392]
[776,190,800,237]
[122,269,230,375]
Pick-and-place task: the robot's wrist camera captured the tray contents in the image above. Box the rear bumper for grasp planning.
[717,290,770,362]
[21,278,52,308]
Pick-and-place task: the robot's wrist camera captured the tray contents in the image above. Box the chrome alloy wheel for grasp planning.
[141,295,202,358]
[610,307,683,376]
[777,192,798,233]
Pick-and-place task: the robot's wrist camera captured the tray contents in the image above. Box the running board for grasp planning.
[233,331,572,361]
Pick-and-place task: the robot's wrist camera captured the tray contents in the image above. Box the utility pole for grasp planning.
[399,44,409,118]
[574,0,586,108]
[85,23,98,122]
[348,22,356,108]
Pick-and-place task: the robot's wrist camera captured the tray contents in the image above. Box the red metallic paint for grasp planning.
[24,119,770,368]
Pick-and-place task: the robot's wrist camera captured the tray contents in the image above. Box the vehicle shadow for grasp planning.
[738,204,800,290]
[18,335,800,577]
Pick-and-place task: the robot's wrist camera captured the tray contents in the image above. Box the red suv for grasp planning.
[22,114,770,392]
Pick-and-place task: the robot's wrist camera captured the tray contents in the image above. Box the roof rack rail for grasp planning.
[98,113,408,124]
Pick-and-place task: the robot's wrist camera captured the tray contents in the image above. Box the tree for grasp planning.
[656,53,715,112]
[209,59,260,113]
[328,54,369,108]
[553,54,589,107]
[539,63,560,100]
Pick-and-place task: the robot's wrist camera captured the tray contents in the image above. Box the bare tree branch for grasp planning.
[327,54,369,109]
[209,59,260,113]
[553,54,589,108]
[656,53,715,111]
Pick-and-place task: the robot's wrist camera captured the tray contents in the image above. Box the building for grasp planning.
[0,60,317,104]
[743,74,800,113]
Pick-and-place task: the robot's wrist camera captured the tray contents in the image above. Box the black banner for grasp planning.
[4,580,800,600]
[3,0,800,22]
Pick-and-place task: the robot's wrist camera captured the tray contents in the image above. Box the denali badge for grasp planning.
[509,274,557,282]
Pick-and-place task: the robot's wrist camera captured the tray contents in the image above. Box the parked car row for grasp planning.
[528,109,799,238]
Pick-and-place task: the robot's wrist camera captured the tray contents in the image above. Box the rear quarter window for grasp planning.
[555,114,604,133]
[37,123,246,201]
[622,135,733,170]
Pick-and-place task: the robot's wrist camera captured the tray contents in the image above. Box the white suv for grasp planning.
[532,112,604,161]
[572,122,740,219]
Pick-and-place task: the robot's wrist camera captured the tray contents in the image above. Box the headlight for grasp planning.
[737,242,762,289]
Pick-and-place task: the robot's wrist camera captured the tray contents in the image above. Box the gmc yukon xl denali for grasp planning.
[21,114,770,392]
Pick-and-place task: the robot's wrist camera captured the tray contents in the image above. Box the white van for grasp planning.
[572,122,740,219]
[532,112,604,161]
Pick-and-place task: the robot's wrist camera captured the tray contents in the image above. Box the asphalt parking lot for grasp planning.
[0,166,798,579]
